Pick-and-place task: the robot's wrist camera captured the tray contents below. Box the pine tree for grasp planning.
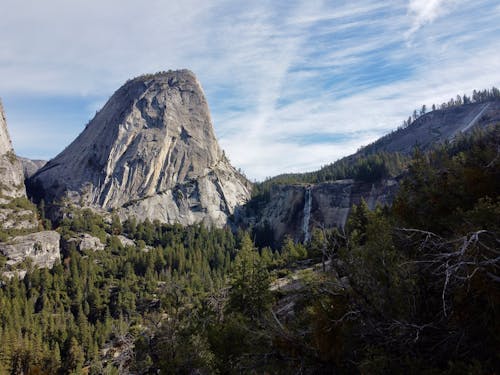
[65,337,85,373]
[228,233,271,319]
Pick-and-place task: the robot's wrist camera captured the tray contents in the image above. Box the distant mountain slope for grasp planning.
[360,100,499,155]
[259,98,500,188]
[17,156,47,179]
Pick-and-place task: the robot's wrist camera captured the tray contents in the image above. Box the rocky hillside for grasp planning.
[262,100,500,187]
[29,70,251,227]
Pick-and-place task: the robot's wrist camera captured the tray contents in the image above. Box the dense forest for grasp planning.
[0,124,499,373]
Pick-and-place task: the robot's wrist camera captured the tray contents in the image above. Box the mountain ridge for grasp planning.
[257,97,500,188]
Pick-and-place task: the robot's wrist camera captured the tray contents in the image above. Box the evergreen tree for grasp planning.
[228,233,272,319]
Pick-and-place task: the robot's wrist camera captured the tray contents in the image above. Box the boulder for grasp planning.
[0,230,61,269]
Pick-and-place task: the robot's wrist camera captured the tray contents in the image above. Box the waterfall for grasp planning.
[302,186,312,242]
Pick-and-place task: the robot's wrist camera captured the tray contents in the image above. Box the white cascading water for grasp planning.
[302,186,312,242]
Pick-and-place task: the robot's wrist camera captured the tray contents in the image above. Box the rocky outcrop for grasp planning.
[116,235,135,248]
[0,208,38,231]
[248,179,399,245]
[18,156,47,179]
[68,233,105,252]
[0,231,61,269]
[30,70,251,227]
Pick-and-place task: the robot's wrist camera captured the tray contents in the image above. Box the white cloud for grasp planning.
[406,0,457,37]
[0,0,499,180]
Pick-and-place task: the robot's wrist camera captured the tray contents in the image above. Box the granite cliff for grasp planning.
[0,100,26,203]
[0,100,37,234]
[0,100,60,273]
[242,179,399,245]
[29,70,251,227]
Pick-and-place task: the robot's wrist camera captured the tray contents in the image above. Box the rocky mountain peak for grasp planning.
[30,69,251,227]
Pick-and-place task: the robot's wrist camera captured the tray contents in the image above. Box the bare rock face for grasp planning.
[0,100,26,202]
[0,100,14,154]
[0,100,38,234]
[30,70,251,227]
[0,231,61,269]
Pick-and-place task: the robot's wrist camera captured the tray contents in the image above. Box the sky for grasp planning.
[0,0,499,181]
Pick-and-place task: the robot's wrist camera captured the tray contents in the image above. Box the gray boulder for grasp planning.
[68,233,105,252]
[116,235,135,248]
[0,230,61,269]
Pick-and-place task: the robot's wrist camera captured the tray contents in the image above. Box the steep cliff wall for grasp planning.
[250,179,399,245]
[0,100,27,203]
[0,99,37,233]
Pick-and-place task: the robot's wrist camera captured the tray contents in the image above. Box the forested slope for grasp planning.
[0,125,498,374]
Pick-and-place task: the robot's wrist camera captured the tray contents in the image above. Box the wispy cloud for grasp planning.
[0,0,498,180]
[406,0,457,37]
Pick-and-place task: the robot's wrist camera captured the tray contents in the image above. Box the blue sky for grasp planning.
[0,0,499,181]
